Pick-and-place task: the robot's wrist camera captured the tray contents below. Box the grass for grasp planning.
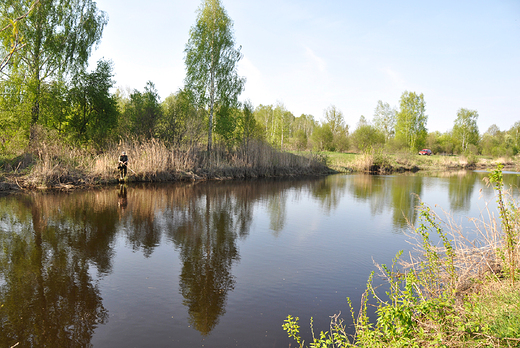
[291,150,520,174]
[283,165,520,347]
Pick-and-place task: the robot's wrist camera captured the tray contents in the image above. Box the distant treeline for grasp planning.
[1,0,518,159]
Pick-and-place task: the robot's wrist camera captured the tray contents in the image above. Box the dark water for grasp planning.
[0,171,518,347]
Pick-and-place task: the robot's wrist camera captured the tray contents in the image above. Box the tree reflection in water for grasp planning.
[0,194,111,347]
[1,173,503,344]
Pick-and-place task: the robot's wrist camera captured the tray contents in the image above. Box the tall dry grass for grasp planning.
[24,137,328,188]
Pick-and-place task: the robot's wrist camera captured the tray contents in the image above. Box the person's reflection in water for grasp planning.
[118,184,128,211]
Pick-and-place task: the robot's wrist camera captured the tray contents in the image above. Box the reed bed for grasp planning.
[22,138,328,188]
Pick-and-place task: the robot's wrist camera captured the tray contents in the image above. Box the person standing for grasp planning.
[118,151,128,180]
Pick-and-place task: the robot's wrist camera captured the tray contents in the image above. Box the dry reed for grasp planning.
[24,138,329,188]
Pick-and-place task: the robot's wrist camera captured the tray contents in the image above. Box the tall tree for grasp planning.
[0,0,39,72]
[324,105,345,138]
[184,0,245,151]
[157,89,206,146]
[236,99,257,147]
[395,91,428,151]
[373,100,396,140]
[123,81,162,139]
[0,0,107,126]
[452,108,479,152]
[68,59,118,145]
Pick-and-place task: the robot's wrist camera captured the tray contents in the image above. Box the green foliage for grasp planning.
[395,91,428,151]
[311,123,334,151]
[67,59,118,146]
[0,0,107,125]
[283,314,352,348]
[121,81,162,139]
[156,89,206,146]
[214,103,238,146]
[373,100,396,140]
[487,164,519,284]
[466,287,520,339]
[351,123,385,153]
[452,108,480,153]
[235,100,259,146]
[184,0,245,150]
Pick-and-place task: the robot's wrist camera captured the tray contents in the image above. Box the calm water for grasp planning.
[0,171,519,347]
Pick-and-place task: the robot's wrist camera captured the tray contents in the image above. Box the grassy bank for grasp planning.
[299,150,520,174]
[283,165,520,347]
[0,138,330,190]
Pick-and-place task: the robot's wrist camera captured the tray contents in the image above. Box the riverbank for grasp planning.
[308,150,520,174]
[2,144,519,193]
[0,139,331,192]
[284,165,520,347]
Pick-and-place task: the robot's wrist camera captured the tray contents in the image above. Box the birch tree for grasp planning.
[373,100,396,140]
[184,0,245,151]
[0,0,107,126]
[395,91,428,151]
[452,108,479,152]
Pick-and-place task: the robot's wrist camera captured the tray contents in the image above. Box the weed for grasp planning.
[284,164,520,347]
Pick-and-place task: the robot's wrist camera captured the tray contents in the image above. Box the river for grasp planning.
[0,171,518,347]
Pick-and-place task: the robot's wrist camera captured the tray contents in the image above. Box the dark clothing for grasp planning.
[118,155,128,178]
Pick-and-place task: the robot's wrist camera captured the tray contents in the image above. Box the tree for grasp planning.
[395,91,428,151]
[324,105,345,138]
[67,59,118,145]
[254,104,274,140]
[0,0,39,72]
[184,0,245,151]
[507,121,520,155]
[0,0,107,127]
[452,108,479,153]
[236,99,257,147]
[481,124,506,157]
[373,100,396,140]
[324,105,349,152]
[311,123,334,151]
[157,89,206,146]
[351,116,385,152]
[122,81,162,139]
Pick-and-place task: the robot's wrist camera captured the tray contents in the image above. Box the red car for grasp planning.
[419,149,432,156]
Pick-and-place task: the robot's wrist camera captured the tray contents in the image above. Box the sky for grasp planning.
[88,0,520,133]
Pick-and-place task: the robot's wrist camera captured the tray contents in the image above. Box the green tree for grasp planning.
[0,0,107,127]
[236,99,257,147]
[452,108,479,153]
[351,116,385,152]
[373,100,396,140]
[324,105,345,138]
[273,103,294,150]
[395,91,428,151]
[67,59,118,145]
[0,0,39,72]
[481,124,507,157]
[157,89,206,146]
[311,123,334,151]
[324,105,349,151]
[293,113,316,140]
[507,121,520,155]
[254,104,274,140]
[122,81,162,139]
[184,0,245,151]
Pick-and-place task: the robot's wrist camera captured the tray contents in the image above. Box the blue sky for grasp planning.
[89,0,520,133]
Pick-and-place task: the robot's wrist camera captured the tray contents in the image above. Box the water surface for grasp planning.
[0,171,518,347]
